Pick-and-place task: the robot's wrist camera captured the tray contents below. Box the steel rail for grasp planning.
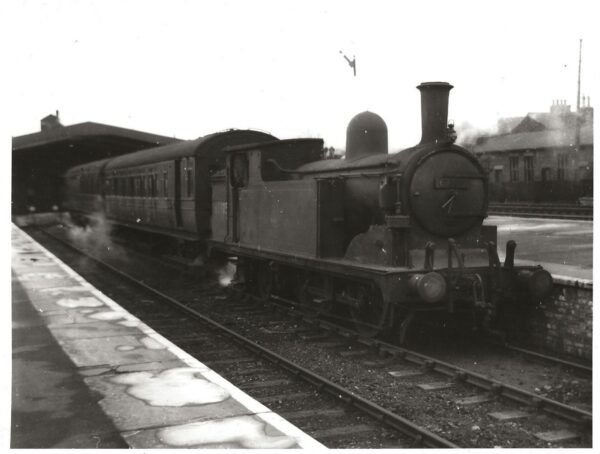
[269,295,592,429]
[499,343,592,376]
[34,227,459,449]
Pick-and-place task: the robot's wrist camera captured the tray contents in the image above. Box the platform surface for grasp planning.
[11,225,325,449]
[486,216,592,281]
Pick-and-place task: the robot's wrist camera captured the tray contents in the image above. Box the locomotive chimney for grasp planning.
[417,81,453,144]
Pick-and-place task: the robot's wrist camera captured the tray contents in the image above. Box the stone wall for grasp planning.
[508,278,592,361]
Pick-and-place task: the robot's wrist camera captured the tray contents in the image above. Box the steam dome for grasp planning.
[345,111,388,160]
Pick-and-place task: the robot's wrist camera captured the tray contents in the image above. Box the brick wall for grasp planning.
[507,278,592,361]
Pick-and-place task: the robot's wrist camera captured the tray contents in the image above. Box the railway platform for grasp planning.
[488,215,593,282]
[10,225,325,449]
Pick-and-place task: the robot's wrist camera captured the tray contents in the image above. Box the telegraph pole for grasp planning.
[575,39,582,152]
[576,39,582,112]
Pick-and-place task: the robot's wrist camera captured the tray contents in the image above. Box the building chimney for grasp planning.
[417,81,453,144]
[40,111,63,131]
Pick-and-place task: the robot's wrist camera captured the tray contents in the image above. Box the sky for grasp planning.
[4,0,599,151]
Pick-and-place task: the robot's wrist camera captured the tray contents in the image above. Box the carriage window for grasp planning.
[186,163,193,197]
[163,171,168,197]
[230,154,248,188]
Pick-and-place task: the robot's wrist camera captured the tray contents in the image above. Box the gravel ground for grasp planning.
[414,336,592,413]
[191,286,591,448]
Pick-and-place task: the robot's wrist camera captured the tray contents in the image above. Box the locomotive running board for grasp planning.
[208,241,404,280]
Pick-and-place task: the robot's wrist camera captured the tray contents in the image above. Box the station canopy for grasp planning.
[12,115,183,214]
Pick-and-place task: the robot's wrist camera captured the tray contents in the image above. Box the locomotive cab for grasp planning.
[219,138,346,258]
[228,138,323,184]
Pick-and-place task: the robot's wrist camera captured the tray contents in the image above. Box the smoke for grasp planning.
[217,261,237,287]
[455,121,498,148]
[62,212,126,259]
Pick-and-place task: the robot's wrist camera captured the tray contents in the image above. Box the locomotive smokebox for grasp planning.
[417,81,453,144]
[345,111,388,160]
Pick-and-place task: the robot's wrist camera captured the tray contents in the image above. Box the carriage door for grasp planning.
[228,153,249,243]
[194,156,211,238]
[174,159,183,228]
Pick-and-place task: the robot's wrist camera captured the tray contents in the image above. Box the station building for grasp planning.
[471,100,594,202]
[12,113,182,215]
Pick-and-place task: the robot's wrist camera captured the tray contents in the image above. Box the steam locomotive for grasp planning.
[62,82,553,342]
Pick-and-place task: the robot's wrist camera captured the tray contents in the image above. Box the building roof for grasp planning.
[104,129,277,170]
[497,116,524,134]
[511,115,546,133]
[497,106,593,135]
[12,121,181,152]
[473,124,593,153]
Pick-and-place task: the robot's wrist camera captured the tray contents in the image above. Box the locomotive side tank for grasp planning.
[210,82,553,341]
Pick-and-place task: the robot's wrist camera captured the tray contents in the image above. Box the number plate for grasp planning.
[435,177,470,190]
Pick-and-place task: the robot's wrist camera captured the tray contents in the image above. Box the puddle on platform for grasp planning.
[111,368,230,407]
[158,415,296,448]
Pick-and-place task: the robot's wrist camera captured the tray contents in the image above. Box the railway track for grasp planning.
[488,203,593,220]
[30,225,592,448]
[198,294,592,447]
